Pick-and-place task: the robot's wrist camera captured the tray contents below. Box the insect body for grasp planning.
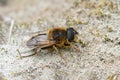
[22,27,79,59]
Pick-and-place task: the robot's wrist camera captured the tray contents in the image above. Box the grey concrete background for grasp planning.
[0,0,120,80]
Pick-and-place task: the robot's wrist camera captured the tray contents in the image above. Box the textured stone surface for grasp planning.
[0,0,120,80]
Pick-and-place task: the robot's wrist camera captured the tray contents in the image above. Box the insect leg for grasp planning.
[53,45,66,61]
[69,43,80,52]
[17,48,40,58]
[36,47,42,53]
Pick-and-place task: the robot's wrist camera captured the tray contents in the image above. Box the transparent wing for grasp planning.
[26,34,55,48]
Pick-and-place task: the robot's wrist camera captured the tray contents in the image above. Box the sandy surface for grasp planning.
[0,0,120,80]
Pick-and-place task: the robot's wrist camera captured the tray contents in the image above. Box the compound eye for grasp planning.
[67,28,75,42]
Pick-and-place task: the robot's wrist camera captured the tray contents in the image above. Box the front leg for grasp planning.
[69,43,80,52]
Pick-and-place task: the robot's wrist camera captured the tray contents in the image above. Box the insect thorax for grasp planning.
[51,29,67,43]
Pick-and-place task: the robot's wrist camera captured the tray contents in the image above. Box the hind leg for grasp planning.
[17,47,41,59]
